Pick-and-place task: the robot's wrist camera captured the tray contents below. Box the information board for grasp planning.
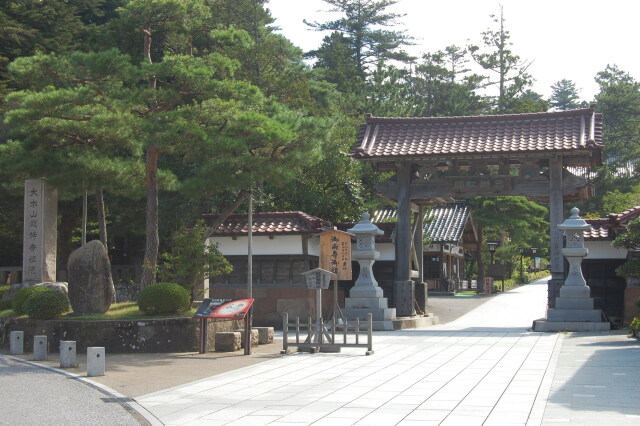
[194,298,254,319]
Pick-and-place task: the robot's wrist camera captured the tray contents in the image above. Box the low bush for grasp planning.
[0,285,11,310]
[0,299,12,310]
[24,291,70,319]
[137,282,190,315]
[12,286,50,315]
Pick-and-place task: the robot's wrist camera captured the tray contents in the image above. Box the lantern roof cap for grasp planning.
[558,207,591,231]
[347,212,384,235]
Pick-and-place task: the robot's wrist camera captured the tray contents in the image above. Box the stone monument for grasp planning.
[343,213,396,330]
[22,179,58,283]
[67,240,115,314]
[534,207,610,331]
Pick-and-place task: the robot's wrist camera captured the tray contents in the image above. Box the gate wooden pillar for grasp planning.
[394,163,412,283]
[548,156,565,308]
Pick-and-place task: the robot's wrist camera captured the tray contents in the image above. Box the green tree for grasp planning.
[305,0,413,80]
[602,186,640,214]
[585,65,640,214]
[471,196,549,282]
[469,6,533,113]
[160,219,232,300]
[409,47,486,117]
[2,49,148,251]
[0,0,96,108]
[549,79,586,111]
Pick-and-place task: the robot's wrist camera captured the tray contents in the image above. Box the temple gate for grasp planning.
[351,106,603,313]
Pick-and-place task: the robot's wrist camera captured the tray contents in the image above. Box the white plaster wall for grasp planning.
[375,242,396,261]
[584,241,628,259]
[208,235,320,256]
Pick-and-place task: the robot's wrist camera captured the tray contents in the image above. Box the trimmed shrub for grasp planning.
[24,291,70,319]
[0,286,11,310]
[137,282,190,315]
[12,286,50,315]
[0,299,12,310]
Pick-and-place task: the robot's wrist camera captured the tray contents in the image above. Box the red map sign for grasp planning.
[194,298,254,319]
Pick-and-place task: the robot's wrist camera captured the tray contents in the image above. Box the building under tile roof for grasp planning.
[203,211,330,236]
[372,202,473,244]
[352,107,603,164]
[585,206,640,241]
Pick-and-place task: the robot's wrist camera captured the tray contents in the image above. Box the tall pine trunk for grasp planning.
[96,186,108,251]
[141,146,160,288]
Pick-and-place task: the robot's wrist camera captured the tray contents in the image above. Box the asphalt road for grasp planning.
[0,356,146,425]
[427,293,494,325]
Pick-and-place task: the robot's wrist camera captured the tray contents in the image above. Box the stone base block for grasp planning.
[559,285,591,298]
[546,308,603,322]
[237,329,259,348]
[10,331,24,355]
[254,327,274,344]
[349,286,384,299]
[59,340,77,368]
[345,297,389,309]
[215,332,241,352]
[533,319,610,332]
[33,335,47,361]
[87,347,105,376]
[343,307,396,321]
[555,297,594,310]
[392,313,439,330]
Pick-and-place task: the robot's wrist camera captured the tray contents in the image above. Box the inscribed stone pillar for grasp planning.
[22,179,58,283]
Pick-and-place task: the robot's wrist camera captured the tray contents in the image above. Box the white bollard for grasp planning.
[33,336,47,361]
[59,341,77,368]
[87,347,105,377]
[10,331,24,355]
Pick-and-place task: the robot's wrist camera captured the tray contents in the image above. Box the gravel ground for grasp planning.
[0,356,145,425]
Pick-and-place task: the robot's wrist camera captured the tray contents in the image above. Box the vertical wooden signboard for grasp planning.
[319,230,353,280]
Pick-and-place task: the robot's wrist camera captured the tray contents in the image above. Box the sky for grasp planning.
[267,0,640,102]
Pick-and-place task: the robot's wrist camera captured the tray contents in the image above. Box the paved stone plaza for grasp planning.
[134,279,640,425]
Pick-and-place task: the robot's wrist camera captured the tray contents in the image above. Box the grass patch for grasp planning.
[0,302,195,320]
[0,309,15,318]
[455,290,478,297]
[62,302,196,320]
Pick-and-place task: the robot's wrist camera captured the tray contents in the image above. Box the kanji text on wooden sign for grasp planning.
[319,230,353,280]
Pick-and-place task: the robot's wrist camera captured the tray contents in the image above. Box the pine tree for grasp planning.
[550,79,585,111]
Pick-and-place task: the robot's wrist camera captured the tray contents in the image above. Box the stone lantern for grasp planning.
[348,212,384,298]
[343,212,396,330]
[533,207,610,331]
[557,207,591,296]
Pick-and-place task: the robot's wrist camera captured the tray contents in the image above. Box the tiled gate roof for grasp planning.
[352,107,603,164]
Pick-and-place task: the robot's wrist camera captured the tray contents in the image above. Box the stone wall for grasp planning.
[0,317,243,353]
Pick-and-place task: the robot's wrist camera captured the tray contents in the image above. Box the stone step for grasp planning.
[533,319,610,332]
[546,308,603,322]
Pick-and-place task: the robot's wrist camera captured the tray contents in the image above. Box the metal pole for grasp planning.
[244,189,253,356]
[316,288,322,344]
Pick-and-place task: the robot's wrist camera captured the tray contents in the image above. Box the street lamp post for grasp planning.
[487,241,499,265]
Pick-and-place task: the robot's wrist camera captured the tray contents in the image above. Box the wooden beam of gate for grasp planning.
[375,172,592,203]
